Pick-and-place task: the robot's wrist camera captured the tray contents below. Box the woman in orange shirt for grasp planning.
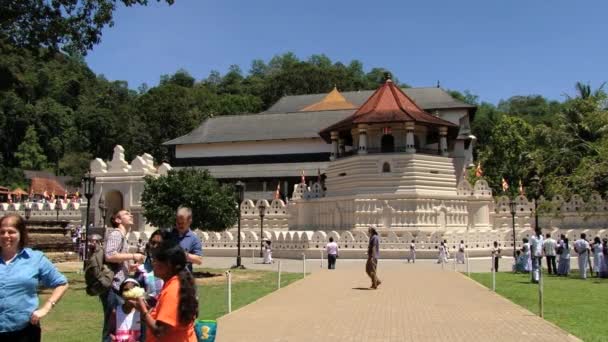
[133,242,198,342]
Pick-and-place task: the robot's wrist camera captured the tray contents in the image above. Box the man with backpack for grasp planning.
[95,209,145,342]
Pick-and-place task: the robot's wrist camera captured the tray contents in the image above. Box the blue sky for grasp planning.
[86,0,608,105]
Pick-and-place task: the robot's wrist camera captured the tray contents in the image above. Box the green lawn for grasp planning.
[470,271,608,342]
[40,268,301,342]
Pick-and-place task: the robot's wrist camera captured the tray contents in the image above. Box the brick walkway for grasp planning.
[217,261,580,342]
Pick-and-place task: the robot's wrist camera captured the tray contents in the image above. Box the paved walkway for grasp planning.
[217,261,579,342]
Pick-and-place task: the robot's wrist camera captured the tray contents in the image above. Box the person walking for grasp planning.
[521,238,532,273]
[133,241,198,342]
[591,237,604,278]
[556,235,570,276]
[491,241,501,272]
[407,240,416,263]
[170,207,203,273]
[543,234,557,275]
[574,233,590,279]
[530,228,544,283]
[262,240,273,264]
[437,241,448,264]
[456,240,466,264]
[326,237,338,270]
[0,214,69,342]
[101,210,145,342]
[366,226,381,289]
[601,238,608,278]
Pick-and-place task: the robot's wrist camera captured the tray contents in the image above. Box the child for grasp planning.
[110,278,143,342]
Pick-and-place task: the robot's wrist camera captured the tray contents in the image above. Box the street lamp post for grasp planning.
[234,181,245,268]
[258,202,267,258]
[24,205,32,221]
[81,172,96,264]
[98,195,107,227]
[530,175,541,231]
[55,200,60,222]
[509,200,517,259]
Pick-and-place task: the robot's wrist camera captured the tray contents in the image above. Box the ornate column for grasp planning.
[358,124,368,154]
[330,131,339,161]
[439,126,448,156]
[405,122,416,154]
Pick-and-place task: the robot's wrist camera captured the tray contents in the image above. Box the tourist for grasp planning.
[514,250,527,273]
[591,237,604,278]
[543,233,557,275]
[521,238,532,273]
[133,241,198,342]
[170,207,203,273]
[101,210,146,342]
[601,238,608,278]
[456,240,465,264]
[556,235,570,276]
[137,239,146,254]
[437,241,448,264]
[109,278,142,342]
[263,240,273,264]
[136,230,169,308]
[366,226,381,289]
[407,240,416,263]
[326,237,338,269]
[530,228,544,283]
[573,233,590,279]
[491,241,501,272]
[0,214,69,341]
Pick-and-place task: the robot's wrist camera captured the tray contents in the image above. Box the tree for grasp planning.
[15,125,47,170]
[1,0,175,55]
[141,169,238,231]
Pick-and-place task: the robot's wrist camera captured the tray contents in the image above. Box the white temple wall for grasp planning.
[175,138,330,158]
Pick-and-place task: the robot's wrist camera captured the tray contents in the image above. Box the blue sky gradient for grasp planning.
[86,0,608,105]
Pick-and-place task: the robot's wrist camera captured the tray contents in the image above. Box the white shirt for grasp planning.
[574,239,590,254]
[409,243,416,251]
[530,235,544,257]
[543,238,557,256]
[326,242,339,255]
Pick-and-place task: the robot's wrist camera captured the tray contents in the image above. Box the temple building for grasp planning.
[164,80,476,200]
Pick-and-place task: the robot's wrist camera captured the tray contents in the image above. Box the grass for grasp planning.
[39,268,301,342]
[470,270,608,342]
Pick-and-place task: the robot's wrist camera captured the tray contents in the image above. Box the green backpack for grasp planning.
[84,245,115,296]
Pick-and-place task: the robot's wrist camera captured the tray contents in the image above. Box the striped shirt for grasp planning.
[105,229,128,291]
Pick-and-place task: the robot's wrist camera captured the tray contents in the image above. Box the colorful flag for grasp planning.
[75,191,80,198]
[301,170,306,184]
[475,162,483,177]
[501,178,509,192]
[274,182,281,200]
[518,179,525,196]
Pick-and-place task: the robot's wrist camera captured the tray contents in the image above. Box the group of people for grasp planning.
[0,206,204,342]
[513,229,608,280]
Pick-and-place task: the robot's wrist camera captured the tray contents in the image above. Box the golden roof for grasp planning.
[300,87,356,112]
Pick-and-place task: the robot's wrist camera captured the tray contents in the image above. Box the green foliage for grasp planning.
[141,168,238,231]
[15,125,47,170]
[1,0,175,55]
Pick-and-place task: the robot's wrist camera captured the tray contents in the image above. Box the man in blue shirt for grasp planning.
[170,206,203,272]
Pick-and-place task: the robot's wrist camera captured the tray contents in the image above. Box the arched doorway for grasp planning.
[104,191,123,227]
[381,134,395,153]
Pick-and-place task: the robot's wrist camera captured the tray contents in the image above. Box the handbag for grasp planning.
[195,320,217,342]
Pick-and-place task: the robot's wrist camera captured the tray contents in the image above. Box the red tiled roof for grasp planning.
[320,79,457,139]
[29,178,67,196]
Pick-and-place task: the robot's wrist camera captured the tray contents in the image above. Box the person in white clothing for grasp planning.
[543,234,557,275]
[574,233,590,279]
[456,240,466,264]
[591,237,604,278]
[530,228,544,283]
[326,237,339,270]
[491,241,501,272]
[407,240,416,263]
[437,241,448,264]
[263,240,273,264]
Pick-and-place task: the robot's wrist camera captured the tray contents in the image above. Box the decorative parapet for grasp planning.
[0,200,83,221]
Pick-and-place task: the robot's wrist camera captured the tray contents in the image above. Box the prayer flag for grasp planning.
[501,178,509,192]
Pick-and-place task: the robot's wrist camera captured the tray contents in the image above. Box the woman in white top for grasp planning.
[592,237,604,277]
[456,240,466,264]
[437,242,448,264]
[263,240,273,264]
